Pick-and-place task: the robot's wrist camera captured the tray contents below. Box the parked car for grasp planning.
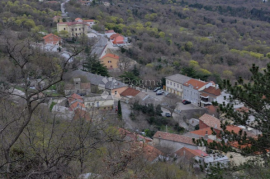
[153,87,162,92]
[182,100,191,105]
[156,90,164,95]
[165,113,171,117]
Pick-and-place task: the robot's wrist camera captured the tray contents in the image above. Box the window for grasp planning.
[170,82,172,85]
[115,91,117,94]
[174,83,175,87]
[79,28,81,30]
[75,28,77,31]
[167,80,169,84]
[72,28,73,31]
[177,84,179,88]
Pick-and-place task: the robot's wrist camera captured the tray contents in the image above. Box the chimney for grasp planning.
[215,84,219,89]
[204,131,208,140]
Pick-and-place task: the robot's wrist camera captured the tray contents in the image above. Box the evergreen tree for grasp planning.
[155,104,163,116]
[196,63,270,177]
[132,65,140,76]
[83,55,109,77]
[118,100,122,118]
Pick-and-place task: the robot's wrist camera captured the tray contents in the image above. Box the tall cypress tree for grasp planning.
[118,100,122,118]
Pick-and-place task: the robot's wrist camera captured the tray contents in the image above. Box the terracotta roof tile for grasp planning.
[183,79,207,90]
[138,142,163,162]
[175,147,208,159]
[43,33,61,40]
[113,36,124,44]
[190,127,214,136]
[225,125,256,137]
[69,93,83,102]
[153,131,195,146]
[203,86,221,96]
[69,101,85,111]
[120,88,140,97]
[110,33,121,40]
[199,114,221,130]
[100,53,119,60]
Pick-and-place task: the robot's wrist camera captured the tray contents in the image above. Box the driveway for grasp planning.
[121,102,136,130]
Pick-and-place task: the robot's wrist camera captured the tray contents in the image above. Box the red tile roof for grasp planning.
[110,33,121,40]
[113,36,124,44]
[75,18,82,21]
[69,101,85,111]
[100,53,119,60]
[190,127,214,136]
[120,88,140,97]
[183,79,207,90]
[175,147,208,159]
[153,131,195,146]
[68,93,83,103]
[225,125,256,137]
[199,114,221,130]
[138,142,163,162]
[43,33,61,40]
[203,86,221,96]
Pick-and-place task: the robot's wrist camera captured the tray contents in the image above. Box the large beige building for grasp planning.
[165,74,192,97]
[57,22,89,37]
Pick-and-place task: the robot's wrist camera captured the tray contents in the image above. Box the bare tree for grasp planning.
[163,94,181,116]
[0,31,83,175]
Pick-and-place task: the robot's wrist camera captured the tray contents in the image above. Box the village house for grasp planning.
[105,30,116,38]
[153,131,199,152]
[165,74,192,97]
[43,33,62,45]
[110,33,125,46]
[200,85,221,107]
[175,147,208,161]
[57,22,89,37]
[63,70,128,96]
[75,18,95,30]
[64,78,91,96]
[183,79,215,106]
[99,53,119,69]
[120,87,141,103]
[199,113,221,132]
[175,147,229,169]
[68,93,86,111]
[84,95,114,110]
